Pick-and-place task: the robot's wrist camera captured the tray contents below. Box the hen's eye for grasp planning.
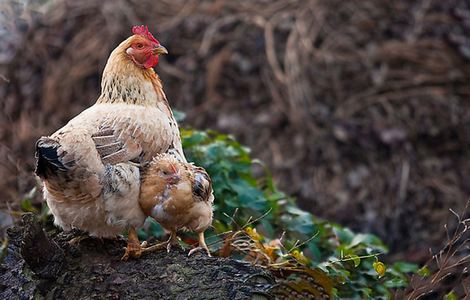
[136,43,144,49]
[162,170,169,176]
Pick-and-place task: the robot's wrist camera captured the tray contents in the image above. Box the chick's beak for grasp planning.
[153,44,168,55]
[167,173,181,185]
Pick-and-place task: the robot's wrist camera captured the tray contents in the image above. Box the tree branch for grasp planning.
[0,214,274,299]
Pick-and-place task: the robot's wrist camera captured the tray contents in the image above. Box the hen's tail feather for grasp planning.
[35,137,67,179]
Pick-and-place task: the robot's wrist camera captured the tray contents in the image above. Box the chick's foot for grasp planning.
[188,232,211,257]
[141,232,181,254]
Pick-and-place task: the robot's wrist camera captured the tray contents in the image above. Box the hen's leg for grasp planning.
[121,227,142,261]
[68,234,89,246]
[188,232,211,257]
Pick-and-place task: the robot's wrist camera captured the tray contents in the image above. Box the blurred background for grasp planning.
[0,0,468,264]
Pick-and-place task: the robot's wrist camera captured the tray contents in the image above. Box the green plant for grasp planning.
[171,128,416,299]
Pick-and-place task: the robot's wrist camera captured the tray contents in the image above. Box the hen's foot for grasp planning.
[121,240,142,261]
[121,227,142,261]
[68,234,89,246]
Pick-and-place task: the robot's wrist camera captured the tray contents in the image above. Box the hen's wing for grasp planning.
[91,125,143,165]
[35,136,102,204]
[90,107,183,165]
[38,103,182,206]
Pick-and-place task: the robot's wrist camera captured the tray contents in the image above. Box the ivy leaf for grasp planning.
[349,254,361,267]
[384,278,407,288]
[20,198,37,213]
[417,265,430,277]
[392,262,419,273]
[182,131,208,147]
[179,127,415,298]
[172,109,186,122]
[444,291,457,300]
[348,233,388,252]
[373,261,387,277]
[332,226,355,244]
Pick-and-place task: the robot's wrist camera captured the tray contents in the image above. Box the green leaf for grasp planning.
[349,254,361,267]
[285,206,311,216]
[384,278,407,288]
[373,261,387,277]
[259,219,275,237]
[348,233,387,252]
[172,109,186,122]
[144,217,164,239]
[332,226,355,244]
[178,128,416,297]
[392,262,419,273]
[182,131,208,147]
[444,291,457,300]
[20,198,37,213]
[306,239,322,261]
[417,265,430,277]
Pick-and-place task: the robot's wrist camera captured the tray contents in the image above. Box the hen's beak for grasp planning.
[153,45,168,55]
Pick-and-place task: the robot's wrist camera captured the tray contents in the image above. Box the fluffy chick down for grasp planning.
[139,153,214,236]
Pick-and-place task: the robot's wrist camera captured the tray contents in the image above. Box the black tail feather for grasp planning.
[35,137,66,179]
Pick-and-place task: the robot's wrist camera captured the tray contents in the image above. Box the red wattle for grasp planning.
[144,55,159,69]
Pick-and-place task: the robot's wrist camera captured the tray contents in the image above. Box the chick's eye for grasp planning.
[162,170,169,176]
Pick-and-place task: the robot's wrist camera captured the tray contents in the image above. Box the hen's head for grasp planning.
[124,25,168,69]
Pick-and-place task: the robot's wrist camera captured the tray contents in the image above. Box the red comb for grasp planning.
[132,25,159,44]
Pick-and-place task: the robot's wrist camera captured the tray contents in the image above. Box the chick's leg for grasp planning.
[121,227,142,261]
[188,231,211,257]
[141,231,179,254]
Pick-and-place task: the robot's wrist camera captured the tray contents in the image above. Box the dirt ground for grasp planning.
[0,0,469,262]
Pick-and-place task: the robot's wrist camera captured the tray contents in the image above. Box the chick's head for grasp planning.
[149,154,181,185]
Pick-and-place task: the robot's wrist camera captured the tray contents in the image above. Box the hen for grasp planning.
[35,26,184,257]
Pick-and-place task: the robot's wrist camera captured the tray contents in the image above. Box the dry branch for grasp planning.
[0,214,275,299]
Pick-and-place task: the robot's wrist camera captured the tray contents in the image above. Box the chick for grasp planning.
[139,153,214,256]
